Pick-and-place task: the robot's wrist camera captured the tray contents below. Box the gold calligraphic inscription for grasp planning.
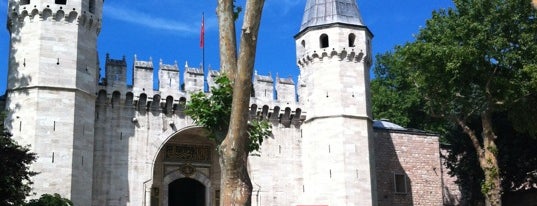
[165,144,211,163]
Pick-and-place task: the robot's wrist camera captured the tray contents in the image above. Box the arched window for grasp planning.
[348,33,356,47]
[55,0,67,5]
[89,0,95,13]
[320,34,329,48]
[301,40,306,48]
[20,0,30,5]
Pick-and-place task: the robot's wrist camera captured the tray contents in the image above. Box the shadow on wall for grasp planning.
[442,184,461,206]
[374,131,414,206]
[439,149,463,206]
[7,7,33,94]
[5,4,33,134]
[92,90,136,205]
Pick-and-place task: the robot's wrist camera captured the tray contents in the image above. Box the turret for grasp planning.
[253,72,274,101]
[183,63,204,93]
[5,0,103,204]
[133,55,154,93]
[105,54,128,90]
[296,0,377,205]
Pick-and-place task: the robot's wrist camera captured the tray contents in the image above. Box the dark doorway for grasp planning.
[169,178,205,206]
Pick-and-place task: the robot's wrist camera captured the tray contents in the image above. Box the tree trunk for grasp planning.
[455,112,502,206]
[480,111,501,206]
[216,0,265,205]
[216,0,237,79]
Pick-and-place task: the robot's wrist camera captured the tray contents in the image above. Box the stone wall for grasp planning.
[91,84,305,205]
[374,129,444,206]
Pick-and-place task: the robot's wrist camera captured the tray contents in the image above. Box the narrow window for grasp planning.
[320,34,329,48]
[301,40,306,48]
[348,33,356,47]
[20,0,30,5]
[89,0,95,13]
[55,0,67,5]
[215,190,220,206]
[394,173,408,194]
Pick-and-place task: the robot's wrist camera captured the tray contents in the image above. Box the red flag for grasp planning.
[200,14,204,48]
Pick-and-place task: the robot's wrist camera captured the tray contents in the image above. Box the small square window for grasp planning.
[394,173,408,194]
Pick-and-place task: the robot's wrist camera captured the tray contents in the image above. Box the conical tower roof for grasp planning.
[300,0,365,31]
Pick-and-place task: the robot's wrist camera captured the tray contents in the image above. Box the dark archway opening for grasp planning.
[169,178,205,206]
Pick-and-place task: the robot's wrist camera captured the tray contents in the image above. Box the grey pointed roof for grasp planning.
[300,0,365,31]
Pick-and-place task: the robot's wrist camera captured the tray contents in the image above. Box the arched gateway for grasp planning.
[169,178,205,206]
[151,127,220,206]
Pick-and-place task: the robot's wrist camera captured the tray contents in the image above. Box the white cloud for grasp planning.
[104,4,197,34]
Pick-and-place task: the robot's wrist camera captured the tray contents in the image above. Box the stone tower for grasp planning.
[5,0,103,205]
[295,0,377,205]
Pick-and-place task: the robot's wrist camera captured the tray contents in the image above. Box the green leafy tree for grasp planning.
[441,113,537,205]
[26,193,73,206]
[185,76,271,154]
[371,52,447,132]
[0,112,37,206]
[381,0,537,205]
[373,46,537,206]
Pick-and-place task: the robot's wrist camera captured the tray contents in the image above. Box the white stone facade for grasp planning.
[3,0,454,206]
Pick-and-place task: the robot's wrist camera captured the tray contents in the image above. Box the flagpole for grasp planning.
[201,12,207,92]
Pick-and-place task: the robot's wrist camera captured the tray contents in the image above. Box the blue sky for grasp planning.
[0,0,454,94]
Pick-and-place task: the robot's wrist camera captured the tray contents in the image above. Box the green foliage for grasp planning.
[233,0,243,21]
[185,76,233,143]
[247,119,271,154]
[184,75,271,152]
[26,193,73,206]
[400,0,537,124]
[371,0,537,203]
[442,113,537,204]
[371,51,448,133]
[0,112,37,206]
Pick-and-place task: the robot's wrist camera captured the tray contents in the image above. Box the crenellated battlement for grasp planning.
[98,55,306,127]
[7,2,101,33]
[297,47,371,67]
